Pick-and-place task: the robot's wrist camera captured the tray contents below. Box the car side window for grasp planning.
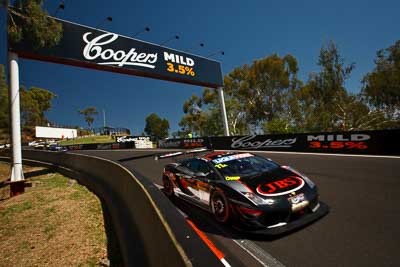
[183,159,197,172]
[184,159,210,173]
[196,160,211,174]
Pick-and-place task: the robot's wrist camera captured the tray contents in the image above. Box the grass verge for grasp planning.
[59,135,114,146]
[0,161,108,266]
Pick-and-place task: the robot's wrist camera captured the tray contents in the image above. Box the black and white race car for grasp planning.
[159,149,329,234]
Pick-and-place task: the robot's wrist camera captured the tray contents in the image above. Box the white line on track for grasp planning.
[232,239,285,267]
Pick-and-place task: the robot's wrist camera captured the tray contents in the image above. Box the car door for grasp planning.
[189,159,214,205]
[174,159,197,198]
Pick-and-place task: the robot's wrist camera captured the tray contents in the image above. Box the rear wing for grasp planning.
[155,147,211,160]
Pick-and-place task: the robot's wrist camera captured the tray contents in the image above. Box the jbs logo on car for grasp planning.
[256,176,305,196]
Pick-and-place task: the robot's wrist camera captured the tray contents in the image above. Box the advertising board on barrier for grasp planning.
[306,133,371,151]
[62,130,399,155]
[230,135,297,149]
[116,136,153,148]
[159,130,400,155]
[159,138,210,149]
[211,130,399,155]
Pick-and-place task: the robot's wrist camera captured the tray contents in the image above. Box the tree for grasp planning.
[144,113,169,140]
[178,41,396,134]
[0,65,56,128]
[294,41,355,131]
[362,40,400,122]
[179,94,208,136]
[179,54,301,136]
[5,0,63,49]
[248,54,299,127]
[78,107,98,129]
[20,86,56,126]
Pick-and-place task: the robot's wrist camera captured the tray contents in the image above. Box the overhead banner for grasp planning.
[9,18,223,88]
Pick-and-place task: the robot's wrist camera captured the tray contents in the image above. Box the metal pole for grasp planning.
[103,109,106,128]
[218,87,230,136]
[8,52,24,183]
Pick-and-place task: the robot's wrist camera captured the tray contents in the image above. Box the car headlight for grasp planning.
[241,192,275,205]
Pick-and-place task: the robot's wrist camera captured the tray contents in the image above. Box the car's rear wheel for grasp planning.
[210,190,231,224]
[163,176,174,198]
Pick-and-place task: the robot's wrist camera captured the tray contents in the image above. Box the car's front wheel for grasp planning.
[210,190,231,224]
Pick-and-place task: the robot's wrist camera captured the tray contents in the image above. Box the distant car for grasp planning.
[29,140,47,149]
[48,144,67,152]
[160,150,329,234]
[34,143,46,149]
[0,143,10,149]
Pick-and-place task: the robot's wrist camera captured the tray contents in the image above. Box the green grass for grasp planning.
[58,135,114,145]
[0,201,32,218]
[32,174,69,188]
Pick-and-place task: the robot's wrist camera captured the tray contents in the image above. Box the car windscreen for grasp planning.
[212,154,279,177]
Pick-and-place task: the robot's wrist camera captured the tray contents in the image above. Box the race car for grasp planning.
[159,149,329,234]
[47,143,68,152]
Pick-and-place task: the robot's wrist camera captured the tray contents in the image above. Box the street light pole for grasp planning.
[8,52,25,195]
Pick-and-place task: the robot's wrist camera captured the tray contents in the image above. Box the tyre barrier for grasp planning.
[1,150,222,267]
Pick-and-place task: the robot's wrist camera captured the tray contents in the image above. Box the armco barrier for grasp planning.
[159,129,400,155]
[4,150,222,267]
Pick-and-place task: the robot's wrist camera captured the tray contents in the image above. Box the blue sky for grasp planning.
[0,0,399,135]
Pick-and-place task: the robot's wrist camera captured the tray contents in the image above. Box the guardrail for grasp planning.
[1,150,222,267]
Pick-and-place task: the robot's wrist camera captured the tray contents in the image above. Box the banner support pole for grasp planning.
[218,87,230,136]
[8,52,25,196]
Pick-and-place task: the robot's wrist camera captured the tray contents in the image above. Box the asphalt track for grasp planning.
[75,149,400,267]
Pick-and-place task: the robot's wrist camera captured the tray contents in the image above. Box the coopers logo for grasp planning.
[82,32,158,69]
[231,135,297,150]
[256,176,305,197]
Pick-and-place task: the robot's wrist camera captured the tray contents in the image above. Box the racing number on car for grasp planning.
[215,163,228,169]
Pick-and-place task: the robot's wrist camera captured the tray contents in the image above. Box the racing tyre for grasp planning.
[210,190,231,224]
[163,176,175,198]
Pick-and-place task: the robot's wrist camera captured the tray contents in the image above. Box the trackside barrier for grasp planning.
[2,150,222,267]
[158,129,400,155]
